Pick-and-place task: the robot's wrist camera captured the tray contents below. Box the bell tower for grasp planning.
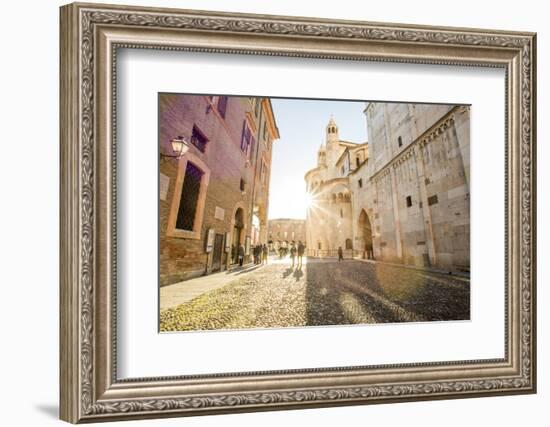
[326,116,339,148]
[318,141,326,166]
[325,116,341,173]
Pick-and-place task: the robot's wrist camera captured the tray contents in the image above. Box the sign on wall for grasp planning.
[205,228,215,253]
[214,206,225,221]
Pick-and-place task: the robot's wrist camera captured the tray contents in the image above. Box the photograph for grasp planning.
[158,94,471,332]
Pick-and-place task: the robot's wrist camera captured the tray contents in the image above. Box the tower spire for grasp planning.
[326,115,339,145]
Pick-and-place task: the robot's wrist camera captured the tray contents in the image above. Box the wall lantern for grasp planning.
[160,136,189,159]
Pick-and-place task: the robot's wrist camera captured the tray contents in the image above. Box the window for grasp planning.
[428,195,438,206]
[263,121,267,141]
[255,97,261,116]
[358,178,363,188]
[217,96,228,118]
[345,238,353,250]
[398,136,403,147]
[240,178,246,192]
[341,166,345,175]
[356,157,361,168]
[406,196,412,207]
[240,121,255,159]
[190,125,208,152]
[176,162,203,231]
[340,209,343,218]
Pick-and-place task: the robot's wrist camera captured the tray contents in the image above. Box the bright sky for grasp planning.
[268,98,368,220]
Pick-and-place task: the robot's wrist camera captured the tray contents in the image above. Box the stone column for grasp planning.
[413,144,436,265]
[389,167,403,260]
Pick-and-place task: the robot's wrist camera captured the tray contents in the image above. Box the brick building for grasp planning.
[267,218,306,250]
[159,94,279,286]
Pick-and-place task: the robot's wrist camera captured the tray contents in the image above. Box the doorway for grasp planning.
[212,233,224,272]
[358,209,374,259]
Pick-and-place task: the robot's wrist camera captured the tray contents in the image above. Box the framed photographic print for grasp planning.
[60,2,536,423]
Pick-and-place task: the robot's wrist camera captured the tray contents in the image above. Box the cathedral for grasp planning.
[304,117,368,257]
[305,103,470,273]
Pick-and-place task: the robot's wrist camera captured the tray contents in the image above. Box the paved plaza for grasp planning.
[160,257,470,332]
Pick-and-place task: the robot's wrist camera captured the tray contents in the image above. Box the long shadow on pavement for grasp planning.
[304,259,470,326]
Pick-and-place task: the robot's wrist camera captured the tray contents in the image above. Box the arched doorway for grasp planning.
[231,208,244,264]
[358,209,374,259]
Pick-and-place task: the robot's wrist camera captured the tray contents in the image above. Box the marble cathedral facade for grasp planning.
[305,104,470,272]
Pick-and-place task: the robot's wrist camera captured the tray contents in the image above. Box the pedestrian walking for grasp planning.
[255,244,262,264]
[262,244,268,264]
[238,244,245,267]
[338,246,344,262]
[290,244,296,267]
[297,241,305,266]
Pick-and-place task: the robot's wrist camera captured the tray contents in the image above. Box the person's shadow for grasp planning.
[293,266,304,281]
[282,267,294,278]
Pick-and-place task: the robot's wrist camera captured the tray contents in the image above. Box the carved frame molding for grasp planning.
[60,2,536,423]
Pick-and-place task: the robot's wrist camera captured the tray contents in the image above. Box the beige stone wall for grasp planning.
[306,182,355,256]
[306,104,470,271]
[249,99,278,245]
[352,103,470,272]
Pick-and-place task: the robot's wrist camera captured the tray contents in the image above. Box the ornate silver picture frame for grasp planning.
[60,2,536,423]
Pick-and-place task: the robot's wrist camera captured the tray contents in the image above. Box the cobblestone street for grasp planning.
[160,258,470,332]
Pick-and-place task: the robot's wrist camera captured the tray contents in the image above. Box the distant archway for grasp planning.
[358,209,374,259]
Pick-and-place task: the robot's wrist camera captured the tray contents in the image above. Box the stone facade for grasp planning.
[304,118,367,257]
[159,94,279,286]
[268,218,306,250]
[305,104,470,272]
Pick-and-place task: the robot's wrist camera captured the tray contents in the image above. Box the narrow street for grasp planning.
[160,258,470,332]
